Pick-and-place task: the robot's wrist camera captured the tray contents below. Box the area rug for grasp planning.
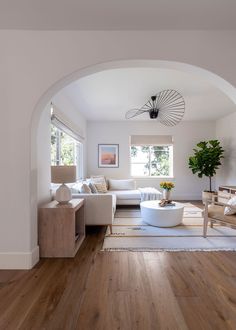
[102,203,236,251]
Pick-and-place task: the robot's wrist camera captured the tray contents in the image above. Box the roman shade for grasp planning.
[130,135,173,146]
[51,105,84,143]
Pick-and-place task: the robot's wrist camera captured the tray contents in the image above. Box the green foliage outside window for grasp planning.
[131,145,172,177]
[51,125,76,165]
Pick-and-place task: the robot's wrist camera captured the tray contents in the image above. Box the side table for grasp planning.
[38,199,85,257]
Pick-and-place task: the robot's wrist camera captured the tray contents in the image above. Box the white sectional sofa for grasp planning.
[106,178,141,205]
[67,178,161,233]
[69,179,142,232]
[71,192,116,229]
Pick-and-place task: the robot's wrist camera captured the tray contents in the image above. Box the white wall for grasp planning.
[1,30,236,268]
[37,92,87,206]
[53,92,87,178]
[37,105,51,205]
[87,120,216,200]
[216,112,236,187]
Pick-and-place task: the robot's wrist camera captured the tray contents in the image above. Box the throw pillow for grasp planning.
[91,176,108,192]
[80,183,92,194]
[71,182,83,193]
[94,182,107,193]
[89,182,98,194]
[224,196,236,215]
[91,175,108,189]
[108,179,136,190]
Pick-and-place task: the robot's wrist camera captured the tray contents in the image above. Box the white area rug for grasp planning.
[102,203,236,251]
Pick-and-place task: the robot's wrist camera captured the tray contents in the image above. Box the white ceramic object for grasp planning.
[162,189,171,200]
[140,200,184,227]
[55,183,72,204]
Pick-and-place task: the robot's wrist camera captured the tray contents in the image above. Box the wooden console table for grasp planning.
[38,199,85,257]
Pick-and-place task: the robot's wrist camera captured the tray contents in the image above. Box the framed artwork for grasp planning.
[98,144,119,168]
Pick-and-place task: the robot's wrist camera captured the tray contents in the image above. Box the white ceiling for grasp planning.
[1,0,236,30]
[59,67,236,122]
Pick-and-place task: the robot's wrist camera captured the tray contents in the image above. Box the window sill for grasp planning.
[132,177,175,179]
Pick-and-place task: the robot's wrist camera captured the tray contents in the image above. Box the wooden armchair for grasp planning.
[203,199,236,237]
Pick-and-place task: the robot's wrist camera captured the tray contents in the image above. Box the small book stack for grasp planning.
[159,199,176,207]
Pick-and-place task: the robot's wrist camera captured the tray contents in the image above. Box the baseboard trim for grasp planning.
[0,245,39,269]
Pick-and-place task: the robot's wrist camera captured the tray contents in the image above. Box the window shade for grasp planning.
[51,106,84,143]
[130,135,173,146]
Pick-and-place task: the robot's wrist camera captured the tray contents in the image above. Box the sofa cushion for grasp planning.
[91,176,108,192]
[111,189,141,200]
[89,182,98,193]
[91,175,108,188]
[94,182,107,193]
[224,196,236,215]
[108,179,136,191]
[208,205,236,226]
[80,183,91,194]
[71,182,83,193]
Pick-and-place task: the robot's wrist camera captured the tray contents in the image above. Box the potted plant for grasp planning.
[160,181,175,200]
[188,140,224,202]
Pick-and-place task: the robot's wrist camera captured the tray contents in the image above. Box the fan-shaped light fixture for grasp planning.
[125,89,185,126]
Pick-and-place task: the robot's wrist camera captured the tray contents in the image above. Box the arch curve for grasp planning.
[30,58,236,251]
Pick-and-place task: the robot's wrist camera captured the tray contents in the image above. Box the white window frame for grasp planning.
[130,144,174,178]
[51,124,84,180]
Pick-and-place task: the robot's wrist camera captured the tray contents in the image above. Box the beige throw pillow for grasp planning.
[94,182,107,193]
[80,183,92,194]
[91,175,108,189]
[91,176,108,192]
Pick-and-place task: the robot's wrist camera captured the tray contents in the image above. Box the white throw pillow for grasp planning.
[71,182,83,193]
[80,183,92,194]
[224,196,236,215]
[108,179,136,191]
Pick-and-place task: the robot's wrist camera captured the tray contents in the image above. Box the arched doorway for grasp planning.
[30,59,236,263]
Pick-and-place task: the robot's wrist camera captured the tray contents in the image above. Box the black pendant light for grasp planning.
[125,89,185,126]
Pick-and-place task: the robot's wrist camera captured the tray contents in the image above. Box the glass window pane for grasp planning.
[150,146,170,176]
[60,132,76,165]
[130,146,149,163]
[131,163,149,176]
[130,144,173,177]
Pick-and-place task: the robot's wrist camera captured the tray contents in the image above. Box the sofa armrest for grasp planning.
[72,193,115,225]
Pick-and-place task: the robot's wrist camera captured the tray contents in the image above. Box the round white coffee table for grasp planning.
[140,200,184,227]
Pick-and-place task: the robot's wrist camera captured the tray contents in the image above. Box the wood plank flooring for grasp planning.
[0,202,236,329]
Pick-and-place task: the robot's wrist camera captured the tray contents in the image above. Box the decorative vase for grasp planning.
[202,191,217,205]
[163,189,171,200]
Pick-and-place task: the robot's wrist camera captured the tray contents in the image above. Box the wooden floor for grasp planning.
[1,203,236,329]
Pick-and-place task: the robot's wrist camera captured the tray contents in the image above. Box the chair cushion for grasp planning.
[208,205,236,226]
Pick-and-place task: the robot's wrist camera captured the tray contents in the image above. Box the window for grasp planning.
[51,124,83,179]
[130,145,173,177]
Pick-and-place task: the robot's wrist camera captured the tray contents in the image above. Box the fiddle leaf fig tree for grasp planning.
[188,140,224,192]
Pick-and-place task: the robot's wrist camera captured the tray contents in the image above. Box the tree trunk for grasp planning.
[209,176,212,192]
